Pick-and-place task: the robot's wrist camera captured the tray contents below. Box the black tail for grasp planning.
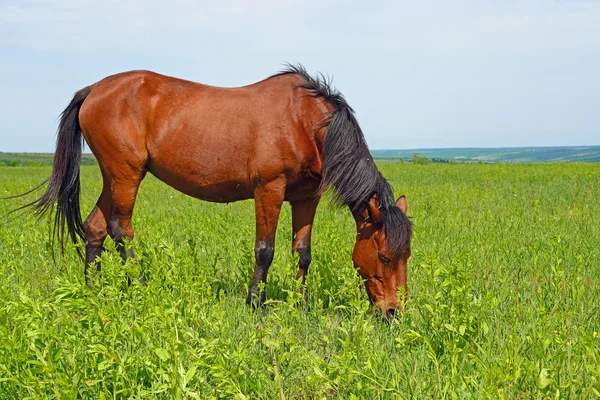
[32,86,92,255]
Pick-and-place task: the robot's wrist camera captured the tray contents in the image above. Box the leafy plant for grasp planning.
[1,162,599,398]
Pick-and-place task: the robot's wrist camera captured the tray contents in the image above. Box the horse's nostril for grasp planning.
[387,308,397,318]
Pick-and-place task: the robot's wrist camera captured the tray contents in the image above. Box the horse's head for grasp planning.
[352,195,411,318]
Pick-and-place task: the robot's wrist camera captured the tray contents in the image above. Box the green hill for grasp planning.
[371,146,600,163]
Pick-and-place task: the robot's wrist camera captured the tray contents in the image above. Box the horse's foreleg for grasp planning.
[246,178,286,308]
[290,197,319,303]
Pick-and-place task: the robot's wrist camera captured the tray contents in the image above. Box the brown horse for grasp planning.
[28,64,412,317]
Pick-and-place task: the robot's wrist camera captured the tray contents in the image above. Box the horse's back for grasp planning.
[79,70,328,202]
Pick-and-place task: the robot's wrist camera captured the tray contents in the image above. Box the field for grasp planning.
[1,163,599,398]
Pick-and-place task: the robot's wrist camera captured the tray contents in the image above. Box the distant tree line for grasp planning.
[399,152,454,164]
[396,153,494,165]
[0,153,97,167]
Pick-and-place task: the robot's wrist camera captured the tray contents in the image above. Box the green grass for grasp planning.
[1,163,599,398]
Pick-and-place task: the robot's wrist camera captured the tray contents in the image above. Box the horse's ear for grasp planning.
[396,195,408,214]
[366,194,381,224]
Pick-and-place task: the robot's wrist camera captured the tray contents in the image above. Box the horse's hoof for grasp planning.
[246,290,265,310]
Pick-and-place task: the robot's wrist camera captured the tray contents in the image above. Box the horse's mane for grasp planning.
[272,64,412,257]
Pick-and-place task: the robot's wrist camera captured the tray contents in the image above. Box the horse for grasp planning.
[25,64,412,317]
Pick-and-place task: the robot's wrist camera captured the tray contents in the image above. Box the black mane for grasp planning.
[272,64,412,257]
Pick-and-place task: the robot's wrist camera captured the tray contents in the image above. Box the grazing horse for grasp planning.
[28,64,412,317]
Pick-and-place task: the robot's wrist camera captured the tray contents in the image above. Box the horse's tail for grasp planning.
[33,86,93,255]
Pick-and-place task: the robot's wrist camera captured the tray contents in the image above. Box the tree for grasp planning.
[412,152,430,165]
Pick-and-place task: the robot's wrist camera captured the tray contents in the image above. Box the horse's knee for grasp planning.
[255,242,274,267]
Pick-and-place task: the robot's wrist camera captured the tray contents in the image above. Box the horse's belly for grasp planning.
[146,160,253,203]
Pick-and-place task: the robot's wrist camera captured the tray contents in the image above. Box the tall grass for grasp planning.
[1,163,599,398]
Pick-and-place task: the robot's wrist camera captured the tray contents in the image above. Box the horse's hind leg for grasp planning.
[290,197,319,303]
[83,171,111,287]
[106,168,146,284]
[246,178,286,308]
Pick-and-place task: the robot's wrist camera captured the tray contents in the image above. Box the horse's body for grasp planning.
[81,70,325,204]
[31,65,412,316]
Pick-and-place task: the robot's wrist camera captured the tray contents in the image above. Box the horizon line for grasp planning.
[3,144,600,154]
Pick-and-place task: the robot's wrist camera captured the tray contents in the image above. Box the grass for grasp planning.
[1,163,599,398]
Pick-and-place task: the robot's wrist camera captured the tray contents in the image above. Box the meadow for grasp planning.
[0,163,599,398]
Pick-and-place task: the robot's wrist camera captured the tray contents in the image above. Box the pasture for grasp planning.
[1,162,599,398]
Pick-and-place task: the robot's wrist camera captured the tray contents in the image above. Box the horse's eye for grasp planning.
[378,253,390,263]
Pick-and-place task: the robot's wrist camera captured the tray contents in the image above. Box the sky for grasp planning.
[0,0,599,152]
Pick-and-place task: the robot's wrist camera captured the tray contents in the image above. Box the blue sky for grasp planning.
[0,0,598,152]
